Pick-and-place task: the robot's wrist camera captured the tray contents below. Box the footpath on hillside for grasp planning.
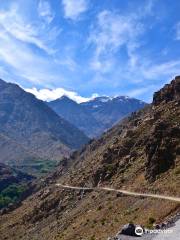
[56,183,180,202]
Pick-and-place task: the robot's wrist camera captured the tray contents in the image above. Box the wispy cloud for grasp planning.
[25,87,98,103]
[38,0,54,24]
[141,60,180,79]
[0,27,58,85]
[0,3,59,54]
[88,0,180,89]
[127,85,157,99]
[89,10,142,54]
[87,0,161,79]
[0,2,71,87]
[88,10,143,73]
[62,0,88,20]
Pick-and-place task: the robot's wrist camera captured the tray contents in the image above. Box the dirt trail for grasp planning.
[56,183,180,203]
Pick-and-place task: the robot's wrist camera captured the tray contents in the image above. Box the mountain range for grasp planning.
[0,79,89,171]
[0,76,179,239]
[0,78,146,175]
[48,95,146,137]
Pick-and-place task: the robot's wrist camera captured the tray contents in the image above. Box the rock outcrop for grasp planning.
[145,120,180,181]
[153,76,180,105]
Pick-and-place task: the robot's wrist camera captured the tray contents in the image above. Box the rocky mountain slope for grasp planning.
[47,96,103,137]
[81,96,146,129]
[48,95,146,137]
[0,79,89,168]
[0,76,179,240]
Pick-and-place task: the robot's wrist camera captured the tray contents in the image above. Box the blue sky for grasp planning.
[0,0,180,102]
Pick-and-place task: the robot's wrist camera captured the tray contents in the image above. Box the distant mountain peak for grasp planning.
[91,96,111,103]
[51,94,146,105]
[48,93,147,138]
[50,95,77,104]
[114,95,130,100]
[60,95,73,101]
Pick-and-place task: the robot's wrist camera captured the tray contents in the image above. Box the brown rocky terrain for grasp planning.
[0,76,179,240]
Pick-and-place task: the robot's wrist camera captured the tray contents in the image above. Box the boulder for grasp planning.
[120,223,137,236]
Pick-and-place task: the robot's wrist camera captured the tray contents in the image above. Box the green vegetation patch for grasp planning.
[16,159,58,177]
[0,183,28,209]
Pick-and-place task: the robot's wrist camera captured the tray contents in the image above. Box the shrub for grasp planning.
[148,217,156,225]
[0,184,28,209]
[97,205,102,211]
[90,236,95,240]
[101,218,106,225]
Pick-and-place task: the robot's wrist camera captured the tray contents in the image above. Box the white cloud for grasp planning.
[90,57,115,73]
[88,0,158,75]
[141,60,180,79]
[62,0,88,20]
[90,11,139,53]
[54,57,77,71]
[88,10,143,73]
[0,25,65,86]
[0,2,70,87]
[25,87,98,103]
[127,85,156,98]
[0,3,59,54]
[38,0,54,24]
[88,0,179,86]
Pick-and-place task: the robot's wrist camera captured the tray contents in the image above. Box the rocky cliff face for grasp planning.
[145,76,180,181]
[153,76,180,105]
[145,120,180,182]
[0,77,179,240]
